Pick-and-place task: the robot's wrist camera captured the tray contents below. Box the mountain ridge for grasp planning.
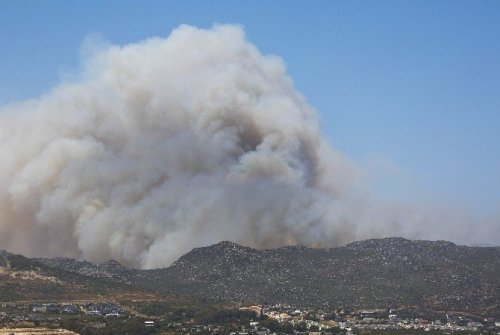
[2,237,499,316]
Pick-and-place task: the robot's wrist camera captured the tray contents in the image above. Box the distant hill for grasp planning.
[3,237,500,315]
[0,250,141,301]
[163,238,500,313]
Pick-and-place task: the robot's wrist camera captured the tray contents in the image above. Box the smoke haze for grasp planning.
[0,25,498,268]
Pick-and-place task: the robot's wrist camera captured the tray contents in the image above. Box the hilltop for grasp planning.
[1,238,499,316]
[0,250,145,301]
[162,238,500,313]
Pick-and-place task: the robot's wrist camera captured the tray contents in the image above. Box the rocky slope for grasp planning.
[0,251,140,301]
[163,238,500,312]
[5,238,500,313]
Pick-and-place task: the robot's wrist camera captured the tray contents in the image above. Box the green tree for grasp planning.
[295,321,308,332]
[310,324,320,332]
[260,318,281,332]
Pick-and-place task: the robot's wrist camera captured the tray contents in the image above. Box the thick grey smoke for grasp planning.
[0,25,498,268]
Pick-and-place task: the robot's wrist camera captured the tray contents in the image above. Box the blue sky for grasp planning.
[1,1,499,216]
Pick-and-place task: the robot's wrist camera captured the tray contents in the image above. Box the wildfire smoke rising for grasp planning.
[0,25,496,268]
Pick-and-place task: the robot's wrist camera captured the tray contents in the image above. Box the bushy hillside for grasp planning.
[163,238,500,312]
[6,237,500,315]
[0,251,140,301]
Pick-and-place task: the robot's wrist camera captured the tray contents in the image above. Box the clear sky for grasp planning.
[1,0,499,216]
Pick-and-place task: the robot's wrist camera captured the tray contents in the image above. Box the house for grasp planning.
[360,311,375,318]
[389,314,399,321]
[32,305,46,313]
[62,304,80,314]
[46,304,61,313]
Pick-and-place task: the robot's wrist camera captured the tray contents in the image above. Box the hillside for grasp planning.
[0,250,141,301]
[164,238,500,313]
[5,237,500,314]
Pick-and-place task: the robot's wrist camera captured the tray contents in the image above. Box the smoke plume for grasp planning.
[0,25,497,268]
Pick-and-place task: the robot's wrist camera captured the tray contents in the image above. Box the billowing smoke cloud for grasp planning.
[0,25,498,268]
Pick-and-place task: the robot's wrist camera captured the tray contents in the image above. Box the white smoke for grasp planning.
[0,25,498,268]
